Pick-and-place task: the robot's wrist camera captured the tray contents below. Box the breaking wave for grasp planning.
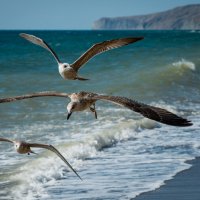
[172,59,195,71]
[1,104,197,200]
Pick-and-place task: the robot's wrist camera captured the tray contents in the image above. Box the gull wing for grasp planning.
[71,37,144,71]
[29,143,82,180]
[0,91,69,103]
[92,95,192,127]
[0,138,13,143]
[20,33,61,64]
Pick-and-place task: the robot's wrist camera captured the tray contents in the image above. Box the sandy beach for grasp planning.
[133,157,200,200]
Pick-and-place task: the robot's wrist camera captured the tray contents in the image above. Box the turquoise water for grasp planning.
[0,30,200,199]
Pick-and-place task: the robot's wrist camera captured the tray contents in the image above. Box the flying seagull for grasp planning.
[0,91,192,127]
[0,137,82,180]
[19,33,143,80]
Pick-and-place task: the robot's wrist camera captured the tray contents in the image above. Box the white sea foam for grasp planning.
[1,103,199,200]
[172,59,196,71]
[7,119,153,199]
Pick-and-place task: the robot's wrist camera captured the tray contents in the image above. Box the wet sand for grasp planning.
[132,157,200,200]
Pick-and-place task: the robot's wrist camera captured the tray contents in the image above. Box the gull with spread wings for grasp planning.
[0,137,82,180]
[0,91,192,127]
[19,33,143,80]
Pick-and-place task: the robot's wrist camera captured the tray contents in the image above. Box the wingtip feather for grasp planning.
[165,118,193,127]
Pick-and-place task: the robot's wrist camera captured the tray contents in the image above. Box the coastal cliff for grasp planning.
[93,4,200,30]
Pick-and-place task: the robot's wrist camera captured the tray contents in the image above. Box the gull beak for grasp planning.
[67,112,72,120]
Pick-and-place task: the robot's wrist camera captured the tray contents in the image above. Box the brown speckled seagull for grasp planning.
[19,33,143,80]
[0,137,82,180]
[0,91,192,127]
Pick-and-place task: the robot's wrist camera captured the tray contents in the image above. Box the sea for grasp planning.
[0,30,200,200]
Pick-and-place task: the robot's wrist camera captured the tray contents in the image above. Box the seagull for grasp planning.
[0,137,82,180]
[19,33,143,80]
[0,91,192,127]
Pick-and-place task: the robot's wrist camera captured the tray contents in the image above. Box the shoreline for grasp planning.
[132,157,200,200]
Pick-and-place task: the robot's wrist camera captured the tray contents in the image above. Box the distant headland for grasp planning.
[93,4,200,30]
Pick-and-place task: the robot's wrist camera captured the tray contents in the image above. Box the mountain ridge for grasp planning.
[93,4,200,30]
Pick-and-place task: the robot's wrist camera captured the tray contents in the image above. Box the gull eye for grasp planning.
[63,65,67,68]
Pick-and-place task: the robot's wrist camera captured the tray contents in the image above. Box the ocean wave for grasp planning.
[7,118,159,199]
[172,59,195,71]
[160,59,196,79]
[118,58,198,101]
[190,30,200,34]
[1,103,198,200]
[5,131,199,200]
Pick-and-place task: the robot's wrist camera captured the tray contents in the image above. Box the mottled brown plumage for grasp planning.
[0,91,192,127]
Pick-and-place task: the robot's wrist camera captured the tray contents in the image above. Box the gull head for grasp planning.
[58,63,77,80]
[14,141,21,151]
[67,102,78,120]
[58,62,70,73]
[13,141,31,154]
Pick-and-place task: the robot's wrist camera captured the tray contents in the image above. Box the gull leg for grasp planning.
[90,104,97,119]
[29,150,37,155]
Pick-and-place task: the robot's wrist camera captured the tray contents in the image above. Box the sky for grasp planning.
[0,0,200,30]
